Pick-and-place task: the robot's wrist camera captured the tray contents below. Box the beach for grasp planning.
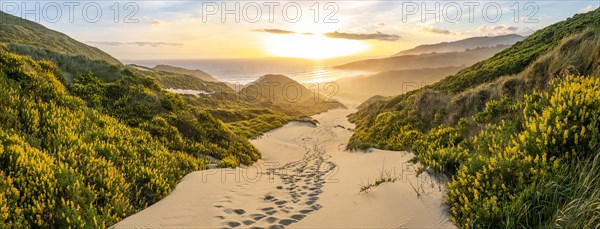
[113,105,455,228]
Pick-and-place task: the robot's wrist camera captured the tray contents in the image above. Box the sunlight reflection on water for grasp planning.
[125,58,375,84]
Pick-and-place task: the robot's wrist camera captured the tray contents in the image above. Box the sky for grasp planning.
[2,0,599,60]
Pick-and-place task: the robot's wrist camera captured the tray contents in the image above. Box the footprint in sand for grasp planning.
[226,221,241,227]
[250,213,266,221]
[216,127,338,228]
[279,219,296,226]
[265,216,278,223]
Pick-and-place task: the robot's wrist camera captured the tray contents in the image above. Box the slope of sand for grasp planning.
[113,106,455,228]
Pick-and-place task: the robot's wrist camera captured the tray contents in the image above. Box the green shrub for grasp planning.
[0,50,208,227]
[218,155,239,168]
[445,76,600,228]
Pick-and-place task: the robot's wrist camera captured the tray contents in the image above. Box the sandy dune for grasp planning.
[113,106,455,228]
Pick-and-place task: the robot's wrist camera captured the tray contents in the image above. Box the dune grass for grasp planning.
[359,167,399,194]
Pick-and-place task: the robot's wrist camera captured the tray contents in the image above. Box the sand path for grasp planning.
[113,107,455,228]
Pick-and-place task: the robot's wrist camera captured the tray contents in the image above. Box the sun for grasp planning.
[263,34,369,60]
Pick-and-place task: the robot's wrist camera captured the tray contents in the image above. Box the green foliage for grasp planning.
[0,50,207,227]
[508,152,600,228]
[411,125,466,175]
[6,44,125,82]
[349,9,600,151]
[218,155,239,168]
[348,9,600,228]
[358,168,399,194]
[127,65,230,92]
[0,11,120,65]
[0,11,343,228]
[444,76,600,228]
[433,10,600,93]
[67,70,261,165]
[227,113,293,138]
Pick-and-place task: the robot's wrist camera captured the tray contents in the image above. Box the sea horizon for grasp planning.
[123,57,378,84]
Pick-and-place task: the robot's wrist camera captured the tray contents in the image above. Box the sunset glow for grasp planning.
[263,34,369,59]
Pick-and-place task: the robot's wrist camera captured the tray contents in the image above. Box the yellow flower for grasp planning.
[490,158,497,166]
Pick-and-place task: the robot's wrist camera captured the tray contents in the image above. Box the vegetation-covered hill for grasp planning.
[127,64,233,93]
[0,8,336,166]
[153,64,219,82]
[0,11,127,83]
[348,9,600,228]
[393,34,524,56]
[349,9,600,148]
[0,46,207,227]
[183,92,295,139]
[152,74,347,139]
[240,74,346,116]
[335,66,463,100]
[336,45,508,72]
[0,10,341,227]
[0,11,120,66]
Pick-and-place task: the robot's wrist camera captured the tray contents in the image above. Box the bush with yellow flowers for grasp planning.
[346,10,600,227]
[365,75,600,228]
[443,76,600,228]
[412,125,467,175]
[0,48,207,227]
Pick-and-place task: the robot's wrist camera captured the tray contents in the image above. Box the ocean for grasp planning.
[124,57,375,84]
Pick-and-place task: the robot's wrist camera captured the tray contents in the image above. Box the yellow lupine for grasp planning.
[490,158,497,167]
[553,160,560,169]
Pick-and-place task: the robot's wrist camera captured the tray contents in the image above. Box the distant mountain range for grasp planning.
[393,34,524,56]
[335,66,463,101]
[335,45,508,72]
[332,34,524,100]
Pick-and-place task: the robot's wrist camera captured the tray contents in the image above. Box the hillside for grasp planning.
[347,8,600,228]
[0,10,125,82]
[335,45,508,72]
[0,46,209,227]
[0,12,316,227]
[393,34,524,56]
[335,66,463,100]
[239,74,346,116]
[0,11,297,160]
[0,11,120,66]
[127,64,233,93]
[352,10,600,148]
[153,64,219,82]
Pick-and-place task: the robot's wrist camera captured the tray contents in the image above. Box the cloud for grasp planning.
[476,25,519,36]
[129,42,183,47]
[578,5,598,13]
[323,31,400,41]
[420,26,453,35]
[250,28,400,41]
[251,28,296,34]
[87,41,124,46]
[87,41,183,47]
[150,20,165,28]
